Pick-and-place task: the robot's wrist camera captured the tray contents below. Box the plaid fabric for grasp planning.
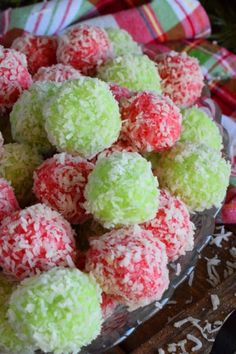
[0,0,235,223]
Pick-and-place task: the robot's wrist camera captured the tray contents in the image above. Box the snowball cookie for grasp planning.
[180,106,222,151]
[0,143,42,205]
[0,203,77,279]
[105,28,142,57]
[121,91,182,152]
[142,189,195,261]
[84,152,159,228]
[156,142,231,211]
[0,274,35,354]
[10,81,60,154]
[57,24,112,75]
[97,54,161,92]
[33,63,81,82]
[85,225,169,310]
[0,178,20,223]
[33,153,94,224]
[44,77,121,158]
[8,267,103,354]
[156,51,204,108]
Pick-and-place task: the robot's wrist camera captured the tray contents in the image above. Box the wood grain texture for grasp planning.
[106,226,236,354]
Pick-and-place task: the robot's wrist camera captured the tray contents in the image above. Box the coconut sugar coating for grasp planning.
[8,267,103,354]
[33,153,94,224]
[85,152,159,228]
[109,83,134,104]
[0,143,42,205]
[121,91,182,152]
[93,138,137,163]
[142,190,194,261]
[0,274,35,353]
[0,45,32,111]
[33,63,81,82]
[57,24,112,75]
[156,51,204,108]
[11,33,57,75]
[105,28,142,57]
[0,203,77,279]
[44,77,121,158]
[10,81,60,153]
[0,178,19,223]
[97,54,162,92]
[180,106,222,151]
[85,226,169,310]
[156,142,231,211]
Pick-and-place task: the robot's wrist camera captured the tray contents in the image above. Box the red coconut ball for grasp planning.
[33,63,81,82]
[0,178,20,223]
[57,24,112,75]
[33,153,94,224]
[156,51,204,108]
[101,293,118,320]
[0,45,32,111]
[0,203,77,279]
[11,33,57,75]
[85,225,169,310]
[142,190,195,261]
[121,91,182,152]
[109,83,133,104]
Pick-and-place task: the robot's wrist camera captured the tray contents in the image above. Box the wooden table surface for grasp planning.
[107,225,236,354]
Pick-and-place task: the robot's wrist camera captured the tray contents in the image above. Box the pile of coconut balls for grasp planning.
[0,24,231,354]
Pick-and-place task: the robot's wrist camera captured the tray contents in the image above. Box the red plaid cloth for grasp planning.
[0,0,235,222]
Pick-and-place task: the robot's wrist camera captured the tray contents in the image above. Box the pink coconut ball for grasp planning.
[101,293,118,320]
[109,83,133,104]
[0,203,77,279]
[11,33,57,75]
[142,190,195,261]
[33,153,94,224]
[85,225,169,311]
[121,91,182,152]
[0,45,32,111]
[33,63,81,82]
[0,178,20,223]
[57,24,112,75]
[156,51,204,108]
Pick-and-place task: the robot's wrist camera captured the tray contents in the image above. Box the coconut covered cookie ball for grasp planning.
[33,63,81,82]
[0,274,35,354]
[33,153,94,224]
[10,82,60,153]
[11,33,57,75]
[86,226,169,310]
[57,24,112,75]
[0,46,32,112]
[0,178,19,223]
[0,143,42,205]
[156,51,204,108]
[44,77,121,158]
[8,267,103,354]
[85,152,159,228]
[180,106,222,151]
[142,190,194,261]
[0,203,77,279]
[121,91,182,152]
[156,142,231,211]
[105,28,142,57]
[97,54,161,92]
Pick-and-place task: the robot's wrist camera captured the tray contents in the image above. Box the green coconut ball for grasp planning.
[0,274,34,353]
[97,54,161,92]
[44,77,121,158]
[85,152,159,228]
[106,28,142,57]
[8,267,103,354]
[0,143,42,204]
[10,82,60,154]
[156,142,231,211]
[180,107,223,151]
